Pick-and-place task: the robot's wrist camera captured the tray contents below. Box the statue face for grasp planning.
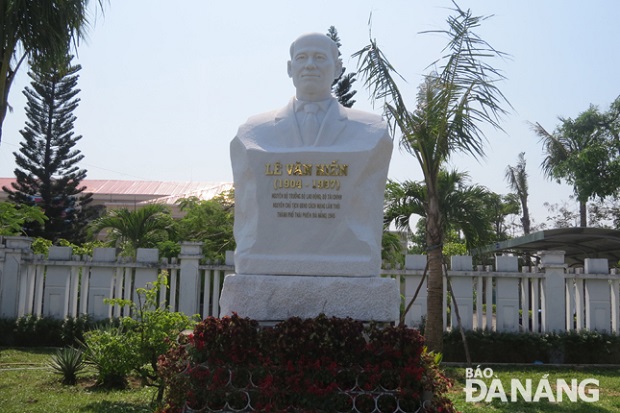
[287,34,341,101]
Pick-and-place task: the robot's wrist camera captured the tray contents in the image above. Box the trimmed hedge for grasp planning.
[443,329,620,364]
[4,314,618,366]
[0,315,94,347]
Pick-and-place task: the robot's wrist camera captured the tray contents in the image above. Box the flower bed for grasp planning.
[157,314,456,413]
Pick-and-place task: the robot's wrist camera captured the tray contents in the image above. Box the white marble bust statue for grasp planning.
[221,33,398,321]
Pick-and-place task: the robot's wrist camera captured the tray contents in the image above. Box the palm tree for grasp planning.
[355,3,509,352]
[0,0,104,144]
[504,152,531,234]
[89,204,176,256]
[385,170,494,251]
[485,192,520,241]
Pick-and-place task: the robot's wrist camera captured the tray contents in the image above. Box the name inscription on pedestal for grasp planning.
[265,160,347,219]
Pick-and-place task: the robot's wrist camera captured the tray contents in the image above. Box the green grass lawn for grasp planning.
[1,347,619,413]
[0,347,156,413]
[443,365,620,413]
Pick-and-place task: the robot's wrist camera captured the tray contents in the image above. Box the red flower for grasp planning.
[157,315,456,413]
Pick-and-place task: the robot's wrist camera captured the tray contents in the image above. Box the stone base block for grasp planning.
[219,274,400,322]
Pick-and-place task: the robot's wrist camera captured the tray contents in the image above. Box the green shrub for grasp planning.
[443,329,620,364]
[61,314,92,345]
[82,272,196,396]
[2,315,94,347]
[82,324,137,389]
[559,330,620,364]
[31,237,53,255]
[13,314,40,346]
[49,346,85,385]
[14,315,64,346]
[56,238,108,256]
[0,318,17,346]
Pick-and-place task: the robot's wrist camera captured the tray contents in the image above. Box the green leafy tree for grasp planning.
[355,3,510,352]
[602,96,620,147]
[89,204,176,256]
[584,198,620,229]
[541,197,620,230]
[533,97,620,227]
[505,152,531,234]
[327,26,357,108]
[175,191,235,261]
[542,199,579,229]
[0,0,104,143]
[0,201,46,235]
[408,218,469,259]
[3,55,96,243]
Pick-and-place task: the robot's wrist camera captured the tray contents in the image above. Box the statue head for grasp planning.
[287,33,343,102]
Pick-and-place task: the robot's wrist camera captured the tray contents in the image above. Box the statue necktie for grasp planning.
[301,103,320,145]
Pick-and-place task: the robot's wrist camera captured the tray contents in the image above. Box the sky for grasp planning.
[1,0,619,229]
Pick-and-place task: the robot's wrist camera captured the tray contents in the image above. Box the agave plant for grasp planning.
[49,346,85,385]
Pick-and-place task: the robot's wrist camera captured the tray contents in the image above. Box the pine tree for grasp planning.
[327,26,357,108]
[2,55,95,243]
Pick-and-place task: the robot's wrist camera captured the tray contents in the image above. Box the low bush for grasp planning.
[82,324,137,389]
[559,330,620,364]
[60,314,92,345]
[14,314,64,346]
[0,317,17,346]
[443,329,620,364]
[157,314,457,413]
[0,314,94,347]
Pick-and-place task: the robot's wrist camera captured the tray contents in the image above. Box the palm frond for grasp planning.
[353,38,410,137]
[423,2,511,159]
[505,152,528,198]
[530,121,570,180]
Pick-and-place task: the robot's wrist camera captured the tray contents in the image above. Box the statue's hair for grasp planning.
[289,33,340,62]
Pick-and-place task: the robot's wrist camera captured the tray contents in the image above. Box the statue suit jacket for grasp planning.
[232,97,391,151]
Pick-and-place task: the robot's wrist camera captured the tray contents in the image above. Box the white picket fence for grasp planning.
[1,236,619,333]
[400,252,620,334]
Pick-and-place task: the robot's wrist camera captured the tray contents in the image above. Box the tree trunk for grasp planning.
[1,46,29,147]
[0,87,7,145]
[579,201,587,227]
[520,197,531,235]
[1,53,13,147]
[424,190,444,353]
